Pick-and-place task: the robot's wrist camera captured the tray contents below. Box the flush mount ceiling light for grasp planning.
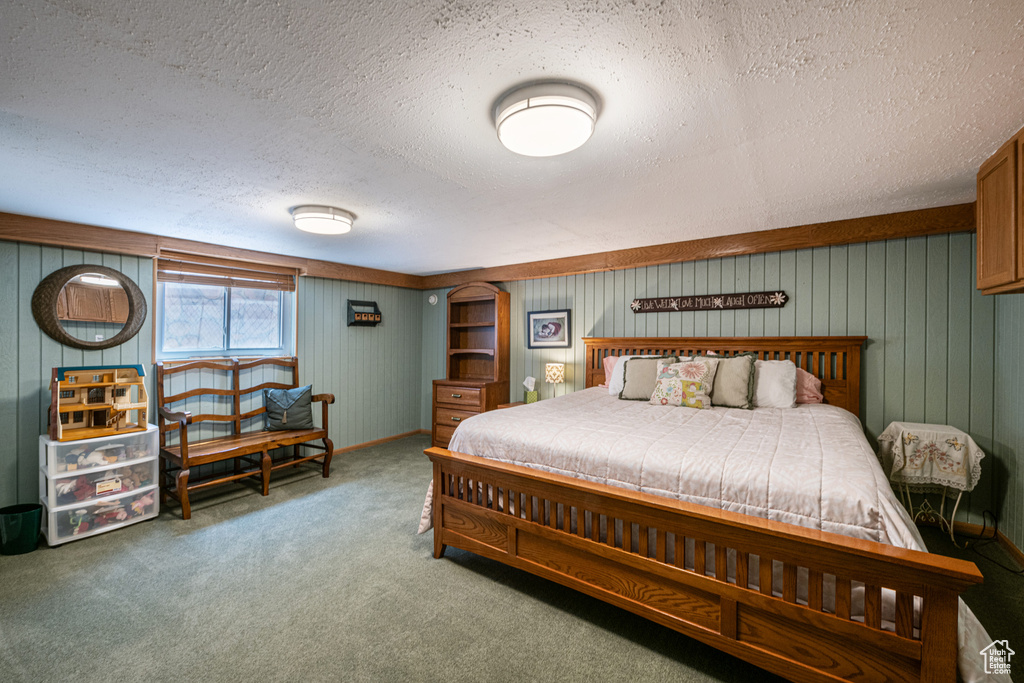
[291,205,355,235]
[494,82,598,157]
[78,275,120,287]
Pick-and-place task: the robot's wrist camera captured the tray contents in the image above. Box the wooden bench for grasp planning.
[156,357,335,520]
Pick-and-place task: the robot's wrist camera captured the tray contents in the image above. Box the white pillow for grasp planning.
[607,355,690,396]
[753,360,797,408]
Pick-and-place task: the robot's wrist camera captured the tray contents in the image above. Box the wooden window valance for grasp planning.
[156,251,297,292]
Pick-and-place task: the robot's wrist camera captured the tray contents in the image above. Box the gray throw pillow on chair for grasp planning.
[264,385,314,430]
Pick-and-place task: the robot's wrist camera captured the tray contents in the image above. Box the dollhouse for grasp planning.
[49,365,149,442]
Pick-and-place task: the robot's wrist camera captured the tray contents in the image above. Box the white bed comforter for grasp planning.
[418,388,1002,682]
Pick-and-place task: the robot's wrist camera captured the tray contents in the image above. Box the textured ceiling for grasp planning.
[1,1,1022,275]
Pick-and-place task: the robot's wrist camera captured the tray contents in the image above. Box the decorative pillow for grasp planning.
[264,385,314,430]
[599,355,617,388]
[703,352,757,409]
[753,360,797,408]
[607,354,653,395]
[618,356,677,400]
[795,368,825,404]
[649,359,719,408]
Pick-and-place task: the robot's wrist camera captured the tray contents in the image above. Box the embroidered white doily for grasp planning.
[877,422,984,495]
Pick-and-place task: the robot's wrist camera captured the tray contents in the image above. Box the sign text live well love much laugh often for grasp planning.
[630,291,789,314]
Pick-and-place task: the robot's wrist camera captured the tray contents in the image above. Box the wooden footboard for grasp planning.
[426,447,983,683]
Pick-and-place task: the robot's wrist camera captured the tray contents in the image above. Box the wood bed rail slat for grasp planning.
[896,592,915,638]
[808,569,823,611]
[782,563,797,602]
[736,550,749,590]
[759,557,773,596]
[865,584,883,629]
[715,544,728,583]
[836,577,852,620]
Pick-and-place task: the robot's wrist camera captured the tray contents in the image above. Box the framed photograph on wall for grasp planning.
[527,309,571,349]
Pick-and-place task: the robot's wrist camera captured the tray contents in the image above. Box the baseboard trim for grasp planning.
[917,518,1024,569]
[334,430,429,454]
[996,531,1024,569]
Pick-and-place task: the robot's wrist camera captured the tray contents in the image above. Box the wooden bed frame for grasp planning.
[425,336,983,683]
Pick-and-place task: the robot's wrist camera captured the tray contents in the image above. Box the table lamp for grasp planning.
[544,363,565,398]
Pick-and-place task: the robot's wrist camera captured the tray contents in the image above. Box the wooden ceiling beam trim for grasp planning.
[0,212,425,290]
[420,202,976,289]
[1,203,975,292]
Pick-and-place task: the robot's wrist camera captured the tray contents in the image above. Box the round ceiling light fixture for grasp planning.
[291,205,355,235]
[494,82,598,157]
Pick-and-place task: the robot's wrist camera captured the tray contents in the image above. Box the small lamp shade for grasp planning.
[545,363,565,384]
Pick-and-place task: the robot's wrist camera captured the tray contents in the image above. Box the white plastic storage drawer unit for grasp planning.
[40,458,157,509]
[40,424,157,475]
[39,424,159,546]
[41,485,158,545]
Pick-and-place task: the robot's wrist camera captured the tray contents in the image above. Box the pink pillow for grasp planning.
[599,356,618,388]
[795,368,824,404]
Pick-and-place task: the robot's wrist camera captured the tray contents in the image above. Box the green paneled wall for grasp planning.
[0,241,154,508]
[296,276,424,448]
[994,293,1024,550]
[0,242,424,509]
[420,290,449,427]
[420,233,1016,531]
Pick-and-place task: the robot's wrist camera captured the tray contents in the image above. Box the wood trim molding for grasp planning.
[332,429,429,454]
[0,212,426,290]
[1,203,974,291]
[420,203,976,289]
[998,530,1024,569]
[920,518,1024,569]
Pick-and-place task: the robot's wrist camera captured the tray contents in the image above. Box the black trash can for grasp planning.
[0,503,42,555]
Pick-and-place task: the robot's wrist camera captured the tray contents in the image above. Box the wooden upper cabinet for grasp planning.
[58,282,130,323]
[977,125,1024,293]
[108,286,130,323]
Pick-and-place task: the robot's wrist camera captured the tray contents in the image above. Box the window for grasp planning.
[156,252,296,359]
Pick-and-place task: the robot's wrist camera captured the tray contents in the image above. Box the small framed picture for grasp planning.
[527,309,571,349]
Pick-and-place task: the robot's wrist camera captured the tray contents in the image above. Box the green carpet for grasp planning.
[0,435,1017,682]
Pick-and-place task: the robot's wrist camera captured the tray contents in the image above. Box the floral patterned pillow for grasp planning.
[649,359,719,408]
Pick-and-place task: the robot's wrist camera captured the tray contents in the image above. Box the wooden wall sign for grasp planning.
[630,291,788,313]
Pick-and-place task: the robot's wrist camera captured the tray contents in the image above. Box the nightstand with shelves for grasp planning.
[432,282,510,448]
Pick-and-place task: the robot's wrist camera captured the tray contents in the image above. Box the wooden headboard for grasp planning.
[583,336,867,417]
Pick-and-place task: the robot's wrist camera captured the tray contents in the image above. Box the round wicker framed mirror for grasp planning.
[31,265,148,350]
